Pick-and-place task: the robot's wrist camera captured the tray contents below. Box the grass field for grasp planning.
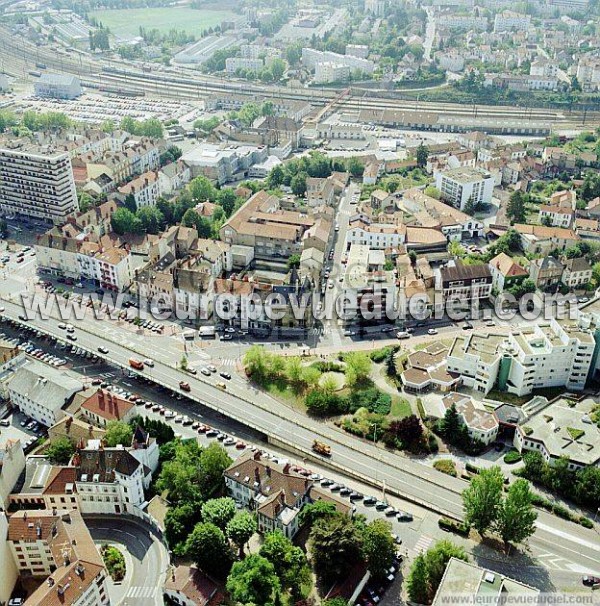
[89,8,236,39]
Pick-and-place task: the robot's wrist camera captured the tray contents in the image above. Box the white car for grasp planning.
[144,358,154,367]
[427,328,438,335]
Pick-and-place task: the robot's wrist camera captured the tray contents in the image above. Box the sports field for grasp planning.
[89,7,236,39]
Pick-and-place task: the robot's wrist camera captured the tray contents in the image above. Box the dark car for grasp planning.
[363,496,377,506]
[582,576,600,587]
[220,372,232,380]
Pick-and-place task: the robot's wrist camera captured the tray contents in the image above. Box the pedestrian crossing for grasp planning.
[125,586,157,599]
[219,358,238,367]
[413,534,434,554]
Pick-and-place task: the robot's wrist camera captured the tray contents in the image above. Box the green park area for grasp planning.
[89,8,235,39]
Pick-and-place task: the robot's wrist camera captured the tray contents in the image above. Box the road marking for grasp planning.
[126,586,156,598]
[536,521,600,553]
[413,534,433,554]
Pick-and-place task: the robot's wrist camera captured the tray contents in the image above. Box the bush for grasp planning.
[416,398,427,420]
[347,387,391,415]
[101,545,126,581]
[312,360,345,373]
[433,459,457,477]
[503,451,522,464]
[552,504,573,520]
[579,516,594,529]
[438,517,470,537]
[428,433,439,453]
[465,462,481,474]
[370,346,396,363]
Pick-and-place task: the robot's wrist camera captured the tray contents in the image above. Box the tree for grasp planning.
[181,209,212,238]
[201,497,237,531]
[424,185,441,199]
[439,403,462,439]
[165,503,200,553]
[464,195,476,216]
[462,466,505,535]
[186,522,233,579]
[506,191,527,224]
[260,530,311,599]
[244,345,269,381]
[407,553,430,604]
[287,253,301,269]
[111,208,143,235]
[574,466,600,508]
[344,352,372,387]
[137,206,164,234]
[424,540,469,596]
[105,420,133,447]
[268,164,285,189]
[494,479,537,548]
[309,514,362,583]
[189,176,216,202]
[384,415,423,450]
[416,143,429,168]
[226,511,257,556]
[291,171,308,196]
[346,156,364,177]
[362,519,396,580]
[270,58,286,81]
[226,555,281,605]
[447,241,465,258]
[45,436,75,464]
[216,188,237,217]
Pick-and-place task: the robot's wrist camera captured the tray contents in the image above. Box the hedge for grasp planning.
[465,462,481,474]
[439,517,470,537]
[503,451,522,464]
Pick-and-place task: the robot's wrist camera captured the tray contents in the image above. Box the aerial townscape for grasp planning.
[1,0,600,604]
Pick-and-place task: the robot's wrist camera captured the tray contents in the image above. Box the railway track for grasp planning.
[1,29,598,127]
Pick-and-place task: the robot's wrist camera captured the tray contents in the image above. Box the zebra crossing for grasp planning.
[125,586,157,599]
[413,534,434,554]
[219,358,238,367]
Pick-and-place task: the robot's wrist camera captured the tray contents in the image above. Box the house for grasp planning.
[79,389,136,429]
[561,257,592,289]
[441,393,499,445]
[159,160,191,196]
[528,256,564,290]
[513,224,579,255]
[306,177,335,207]
[224,450,313,539]
[7,361,84,427]
[488,252,528,292]
[48,415,106,445]
[0,337,25,379]
[513,397,600,470]
[164,565,223,606]
[118,170,160,209]
[0,439,25,509]
[400,343,460,394]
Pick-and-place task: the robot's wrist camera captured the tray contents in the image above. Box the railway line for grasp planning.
[1,29,598,128]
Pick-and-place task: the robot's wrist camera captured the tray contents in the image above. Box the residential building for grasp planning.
[576,55,600,92]
[314,62,350,84]
[346,44,369,59]
[435,51,465,72]
[8,508,110,605]
[528,256,565,290]
[0,73,9,92]
[164,565,223,606]
[158,160,191,196]
[220,190,315,260]
[80,389,136,429]
[306,177,335,207]
[437,260,493,305]
[302,48,375,74]
[446,319,595,396]
[74,441,148,515]
[0,512,18,605]
[0,337,25,379]
[345,217,407,250]
[513,397,600,469]
[441,393,499,445]
[539,204,574,228]
[225,57,264,74]
[434,168,494,211]
[34,73,82,99]
[400,343,460,393]
[48,415,106,445]
[493,11,531,32]
[0,144,79,223]
[118,171,160,209]
[488,252,528,292]
[561,256,592,288]
[0,439,25,509]
[7,361,84,427]
[432,558,538,606]
[511,224,579,255]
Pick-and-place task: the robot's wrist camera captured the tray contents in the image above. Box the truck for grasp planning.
[128,358,144,370]
[312,440,331,457]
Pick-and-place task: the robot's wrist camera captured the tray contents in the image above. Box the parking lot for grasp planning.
[0,409,45,454]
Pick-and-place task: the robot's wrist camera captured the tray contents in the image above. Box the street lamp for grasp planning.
[370,422,380,482]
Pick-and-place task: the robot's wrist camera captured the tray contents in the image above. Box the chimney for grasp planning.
[253,451,261,461]
[254,467,260,484]
[265,466,271,477]
[283,463,290,474]
[98,390,105,410]
[279,491,285,505]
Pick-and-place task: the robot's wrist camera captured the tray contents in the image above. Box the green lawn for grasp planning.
[390,397,412,418]
[90,8,236,39]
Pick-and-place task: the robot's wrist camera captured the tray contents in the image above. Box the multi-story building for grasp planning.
[314,62,350,84]
[345,218,407,250]
[437,260,492,305]
[493,10,531,32]
[118,171,160,209]
[0,439,25,509]
[302,48,375,74]
[34,73,82,99]
[0,144,79,223]
[158,160,191,196]
[562,256,592,288]
[7,361,83,427]
[512,224,579,255]
[513,397,600,470]
[0,512,18,605]
[7,508,109,606]
[446,320,595,396]
[528,256,565,290]
[225,57,264,74]
[80,389,136,429]
[441,393,499,445]
[576,56,600,92]
[434,168,494,211]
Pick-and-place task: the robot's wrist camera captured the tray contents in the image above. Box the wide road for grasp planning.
[86,516,169,606]
[2,297,600,580]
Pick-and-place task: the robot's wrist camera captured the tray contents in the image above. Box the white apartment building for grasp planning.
[538,204,574,228]
[530,58,559,78]
[435,51,465,72]
[314,62,350,84]
[346,44,369,59]
[158,160,191,196]
[365,0,385,16]
[76,443,147,516]
[441,393,499,446]
[346,220,407,250]
[576,56,600,92]
[435,167,494,211]
[7,361,83,427]
[118,170,160,209]
[493,10,531,32]
[95,247,133,292]
[446,320,595,397]
[302,47,375,74]
[441,15,488,31]
[225,57,264,73]
[0,145,79,223]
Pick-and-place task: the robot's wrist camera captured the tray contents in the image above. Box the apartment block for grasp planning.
[0,145,79,223]
[437,260,493,304]
[118,170,160,209]
[434,167,494,211]
[446,320,595,396]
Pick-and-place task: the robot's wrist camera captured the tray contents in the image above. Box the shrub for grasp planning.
[312,360,345,373]
[370,346,396,363]
[465,462,481,474]
[503,451,522,464]
[428,433,439,453]
[552,504,574,520]
[433,459,457,477]
[438,517,470,537]
[579,517,594,529]
[416,398,427,420]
